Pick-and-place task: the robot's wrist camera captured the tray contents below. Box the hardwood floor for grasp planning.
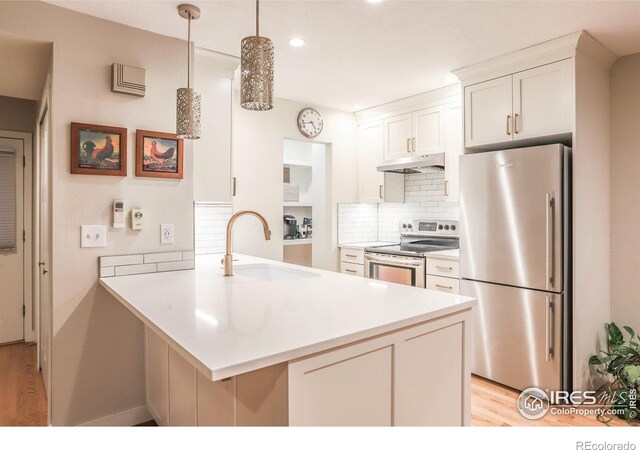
[471,375,629,427]
[0,342,48,426]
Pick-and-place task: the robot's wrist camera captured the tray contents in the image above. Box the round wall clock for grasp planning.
[297,108,323,138]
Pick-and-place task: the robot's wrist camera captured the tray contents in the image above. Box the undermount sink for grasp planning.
[233,263,320,281]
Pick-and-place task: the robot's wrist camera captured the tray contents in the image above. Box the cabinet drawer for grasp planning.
[426,275,460,294]
[426,257,459,278]
[340,248,364,265]
[341,262,364,277]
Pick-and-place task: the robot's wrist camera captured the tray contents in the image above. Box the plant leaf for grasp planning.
[623,326,636,339]
[608,323,624,346]
[589,355,604,365]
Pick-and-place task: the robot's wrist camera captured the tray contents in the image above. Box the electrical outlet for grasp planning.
[81,225,107,248]
[160,224,174,244]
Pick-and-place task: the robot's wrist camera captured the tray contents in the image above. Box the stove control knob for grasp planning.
[401,223,407,229]
[407,224,413,229]
[451,225,457,231]
[438,224,444,230]
[444,225,450,230]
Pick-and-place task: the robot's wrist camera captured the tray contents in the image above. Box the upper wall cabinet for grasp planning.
[383,113,413,160]
[358,120,404,204]
[383,107,445,161]
[464,59,574,149]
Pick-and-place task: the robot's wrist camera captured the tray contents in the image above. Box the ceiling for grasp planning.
[0,32,51,101]
[48,0,640,112]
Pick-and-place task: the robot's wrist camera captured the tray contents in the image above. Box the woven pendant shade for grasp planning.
[240,0,274,111]
[176,4,201,139]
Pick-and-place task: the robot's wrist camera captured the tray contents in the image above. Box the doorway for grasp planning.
[0,133,27,344]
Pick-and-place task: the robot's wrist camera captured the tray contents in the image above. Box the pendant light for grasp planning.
[176,4,201,139]
[240,0,274,111]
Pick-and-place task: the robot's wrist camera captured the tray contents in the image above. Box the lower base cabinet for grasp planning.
[144,308,471,426]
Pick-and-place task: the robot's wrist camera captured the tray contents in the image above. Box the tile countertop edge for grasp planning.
[100,274,476,382]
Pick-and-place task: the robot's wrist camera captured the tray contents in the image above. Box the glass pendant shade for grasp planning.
[240,35,274,111]
[176,87,201,139]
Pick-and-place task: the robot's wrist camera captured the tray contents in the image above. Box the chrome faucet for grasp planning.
[223,210,271,276]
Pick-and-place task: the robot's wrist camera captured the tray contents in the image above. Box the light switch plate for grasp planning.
[160,224,174,244]
[81,225,107,248]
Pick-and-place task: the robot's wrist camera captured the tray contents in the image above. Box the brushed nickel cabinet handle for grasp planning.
[345,269,357,273]
[444,180,449,196]
[406,138,411,152]
[506,115,512,135]
[514,113,520,134]
[412,137,416,152]
[379,185,383,199]
[232,177,237,196]
[435,284,453,290]
[435,265,453,270]
[345,254,358,258]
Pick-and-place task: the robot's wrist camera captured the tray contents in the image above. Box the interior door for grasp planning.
[383,113,412,161]
[512,59,573,141]
[460,144,564,292]
[461,280,562,392]
[38,110,51,393]
[412,105,444,155]
[0,137,24,344]
[464,75,513,148]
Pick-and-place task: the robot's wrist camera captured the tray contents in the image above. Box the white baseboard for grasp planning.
[79,405,152,426]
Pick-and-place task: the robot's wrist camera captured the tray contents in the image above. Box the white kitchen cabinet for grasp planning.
[289,312,471,426]
[413,105,444,156]
[512,59,573,141]
[168,347,197,426]
[464,75,513,148]
[383,113,413,161]
[358,120,404,203]
[146,328,169,426]
[426,275,460,294]
[464,59,573,148]
[395,322,463,426]
[197,372,236,426]
[340,262,364,277]
[443,101,463,199]
[426,256,460,294]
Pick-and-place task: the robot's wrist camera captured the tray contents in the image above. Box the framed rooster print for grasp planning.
[71,122,127,176]
[135,129,183,179]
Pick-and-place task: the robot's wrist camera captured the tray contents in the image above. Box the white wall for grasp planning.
[0,2,193,425]
[232,95,358,271]
[610,53,640,335]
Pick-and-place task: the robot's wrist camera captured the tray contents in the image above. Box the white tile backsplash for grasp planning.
[143,251,183,264]
[195,203,232,255]
[100,254,144,267]
[99,249,195,278]
[114,263,157,277]
[157,260,195,272]
[338,168,459,244]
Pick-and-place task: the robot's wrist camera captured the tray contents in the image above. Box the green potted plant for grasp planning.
[589,322,640,424]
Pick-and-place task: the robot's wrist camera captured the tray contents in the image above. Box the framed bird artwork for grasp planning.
[71,122,127,176]
[135,129,184,180]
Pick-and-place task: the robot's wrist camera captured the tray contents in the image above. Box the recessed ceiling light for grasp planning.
[289,38,305,47]
[443,74,459,84]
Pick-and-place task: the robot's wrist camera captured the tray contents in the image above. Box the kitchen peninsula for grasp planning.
[99,254,476,426]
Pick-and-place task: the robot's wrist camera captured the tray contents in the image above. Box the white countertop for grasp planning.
[425,249,460,260]
[338,241,397,250]
[99,254,475,381]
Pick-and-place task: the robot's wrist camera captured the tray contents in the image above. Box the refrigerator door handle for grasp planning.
[545,296,554,362]
[546,193,555,290]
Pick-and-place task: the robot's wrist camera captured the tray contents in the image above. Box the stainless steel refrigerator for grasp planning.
[460,144,571,392]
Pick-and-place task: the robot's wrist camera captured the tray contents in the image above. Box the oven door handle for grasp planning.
[365,254,424,267]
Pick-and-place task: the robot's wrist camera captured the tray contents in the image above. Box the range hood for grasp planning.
[377,153,445,174]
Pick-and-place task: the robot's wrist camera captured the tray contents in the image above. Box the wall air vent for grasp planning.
[111,63,146,97]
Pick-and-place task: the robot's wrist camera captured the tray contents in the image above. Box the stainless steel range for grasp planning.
[364,219,459,288]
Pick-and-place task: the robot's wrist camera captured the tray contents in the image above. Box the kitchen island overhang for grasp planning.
[99,254,476,426]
